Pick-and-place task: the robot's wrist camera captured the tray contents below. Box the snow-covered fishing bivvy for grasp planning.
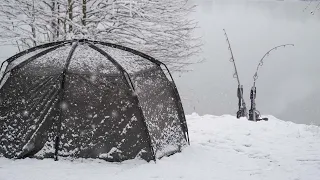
[0,39,189,162]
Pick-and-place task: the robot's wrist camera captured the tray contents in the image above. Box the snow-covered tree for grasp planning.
[0,0,201,71]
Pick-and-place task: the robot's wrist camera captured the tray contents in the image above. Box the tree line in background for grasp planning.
[0,0,201,71]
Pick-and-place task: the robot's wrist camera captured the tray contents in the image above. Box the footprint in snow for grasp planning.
[234,148,244,153]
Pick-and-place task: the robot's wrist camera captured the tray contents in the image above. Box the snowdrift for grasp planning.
[1,113,319,180]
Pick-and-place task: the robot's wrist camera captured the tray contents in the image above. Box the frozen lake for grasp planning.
[175,0,320,125]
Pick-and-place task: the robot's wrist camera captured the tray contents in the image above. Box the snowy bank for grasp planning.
[1,114,320,180]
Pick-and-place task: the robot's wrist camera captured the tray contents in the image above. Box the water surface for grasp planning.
[176,0,320,125]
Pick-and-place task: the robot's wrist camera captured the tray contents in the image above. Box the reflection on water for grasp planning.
[176,0,320,125]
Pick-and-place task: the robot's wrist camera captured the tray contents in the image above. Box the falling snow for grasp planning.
[60,102,68,111]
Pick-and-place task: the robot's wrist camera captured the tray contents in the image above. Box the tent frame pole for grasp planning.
[54,41,78,161]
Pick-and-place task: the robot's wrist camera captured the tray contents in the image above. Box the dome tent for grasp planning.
[0,39,189,162]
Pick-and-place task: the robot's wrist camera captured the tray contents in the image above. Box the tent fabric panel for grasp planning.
[33,112,59,158]
[58,73,153,161]
[33,94,63,158]
[0,71,61,158]
[0,45,71,158]
[132,66,187,159]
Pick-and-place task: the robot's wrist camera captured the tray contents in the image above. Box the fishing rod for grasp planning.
[303,1,312,12]
[223,29,247,119]
[311,1,320,15]
[249,44,294,121]
[303,1,320,15]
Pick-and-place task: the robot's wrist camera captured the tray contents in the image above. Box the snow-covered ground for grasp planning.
[1,114,320,180]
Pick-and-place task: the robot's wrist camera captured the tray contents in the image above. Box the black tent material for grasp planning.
[0,39,189,162]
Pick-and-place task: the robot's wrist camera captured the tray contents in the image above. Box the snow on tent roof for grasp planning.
[14,45,73,76]
[95,44,155,74]
[4,41,70,74]
[68,44,119,75]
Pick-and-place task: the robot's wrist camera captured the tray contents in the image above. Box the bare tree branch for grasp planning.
[0,0,202,71]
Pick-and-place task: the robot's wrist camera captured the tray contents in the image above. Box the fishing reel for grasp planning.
[236,85,247,119]
[248,86,268,121]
